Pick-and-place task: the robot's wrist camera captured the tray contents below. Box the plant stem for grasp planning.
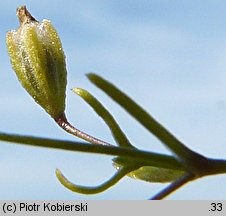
[55,113,111,146]
[149,173,194,200]
[0,132,184,171]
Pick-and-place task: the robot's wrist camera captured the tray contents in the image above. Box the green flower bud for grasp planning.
[6,6,67,118]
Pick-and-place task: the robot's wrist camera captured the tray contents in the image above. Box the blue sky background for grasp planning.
[1,0,226,199]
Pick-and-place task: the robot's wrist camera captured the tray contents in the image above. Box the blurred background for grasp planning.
[1,0,226,199]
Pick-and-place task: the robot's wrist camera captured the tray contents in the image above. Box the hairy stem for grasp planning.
[55,113,111,146]
[149,173,194,200]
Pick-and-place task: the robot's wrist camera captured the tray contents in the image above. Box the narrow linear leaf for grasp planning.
[72,88,133,148]
[56,166,134,194]
[87,73,207,172]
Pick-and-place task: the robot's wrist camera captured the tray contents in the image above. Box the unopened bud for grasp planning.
[6,6,67,118]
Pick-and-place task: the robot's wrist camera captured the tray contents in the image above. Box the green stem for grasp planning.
[0,132,184,171]
[149,173,194,200]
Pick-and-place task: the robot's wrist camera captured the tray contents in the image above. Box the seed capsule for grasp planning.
[6,6,67,118]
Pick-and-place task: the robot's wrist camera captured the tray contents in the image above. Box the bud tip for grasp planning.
[16,5,37,25]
